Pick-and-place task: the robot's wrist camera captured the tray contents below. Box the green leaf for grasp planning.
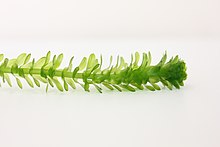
[72,67,79,79]
[45,51,51,65]
[54,53,63,69]
[24,54,31,64]
[158,52,167,66]
[92,83,102,93]
[67,56,74,71]
[33,75,47,83]
[133,52,140,67]
[63,80,68,91]
[16,78,22,89]
[120,84,135,92]
[48,78,54,87]
[65,78,76,89]
[7,59,16,68]
[24,75,34,88]
[112,84,122,92]
[16,53,26,66]
[150,82,161,90]
[33,77,40,87]
[79,57,87,71]
[0,54,4,62]
[4,74,12,87]
[145,85,155,91]
[87,53,96,70]
[102,82,114,90]
[34,57,46,68]
[52,77,64,92]
[172,55,179,64]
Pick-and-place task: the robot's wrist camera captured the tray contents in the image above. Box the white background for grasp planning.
[0,0,220,147]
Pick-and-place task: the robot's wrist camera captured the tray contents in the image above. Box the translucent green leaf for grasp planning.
[7,59,16,68]
[133,52,140,67]
[4,74,12,87]
[24,75,34,88]
[34,57,46,68]
[120,84,135,92]
[16,78,22,89]
[63,80,68,91]
[87,53,96,70]
[65,78,76,89]
[46,84,49,92]
[147,52,151,66]
[52,77,64,92]
[54,53,63,69]
[45,51,51,65]
[172,55,179,64]
[48,78,54,87]
[67,56,74,71]
[16,53,26,66]
[102,82,114,90]
[150,83,161,90]
[33,75,47,83]
[92,83,102,93]
[72,67,79,79]
[167,81,173,90]
[112,85,122,92]
[158,52,167,66]
[145,85,155,91]
[79,57,87,71]
[33,77,40,87]
[0,54,4,62]
[130,83,144,90]
[24,54,31,64]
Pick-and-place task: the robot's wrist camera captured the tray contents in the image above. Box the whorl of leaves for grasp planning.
[0,51,187,92]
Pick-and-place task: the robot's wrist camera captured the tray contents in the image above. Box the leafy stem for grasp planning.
[0,51,187,92]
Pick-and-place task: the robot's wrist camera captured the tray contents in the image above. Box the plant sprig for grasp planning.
[0,51,187,93]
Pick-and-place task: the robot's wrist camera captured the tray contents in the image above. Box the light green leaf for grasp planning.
[145,85,155,91]
[4,74,12,87]
[102,82,114,90]
[24,75,34,88]
[32,75,47,83]
[33,77,40,87]
[34,57,46,68]
[67,56,74,71]
[16,53,26,66]
[52,77,64,92]
[0,54,4,62]
[7,59,16,67]
[112,84,122,92]
[87,53,96,70]
[172,55,179,64]
[65,78,76,89]
[150,82,161,90]
[45,51,51,65]
[133,52,140,67]
[120,84,135,92]
[79,57,87,71]
[53,53,63,69]
[24,54,31,64]
[16,78,22,89]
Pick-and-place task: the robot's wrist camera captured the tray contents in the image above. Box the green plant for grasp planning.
[0,51,187,92]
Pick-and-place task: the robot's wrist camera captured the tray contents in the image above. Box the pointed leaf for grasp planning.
[16,53,26,66]
[24,75,34,88]
[4,74,12,87]
[79,57,87,71]
[0,54,4,62]
[52,77,64,92]
[54,53,63,69]
[16,78,22,89]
